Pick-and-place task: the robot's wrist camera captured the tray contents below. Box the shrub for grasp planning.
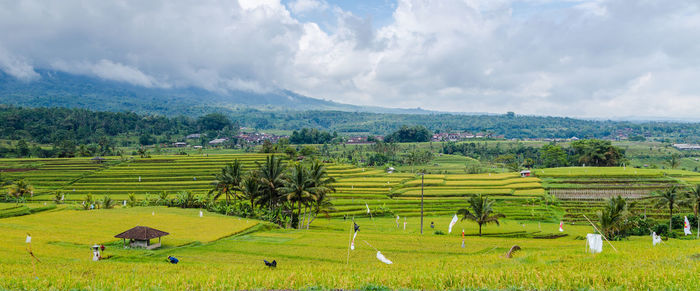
[101,195,115,209]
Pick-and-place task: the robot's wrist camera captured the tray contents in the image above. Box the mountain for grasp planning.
[0,70,434,116]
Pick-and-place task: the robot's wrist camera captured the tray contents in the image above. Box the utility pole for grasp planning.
[420,172,424,234]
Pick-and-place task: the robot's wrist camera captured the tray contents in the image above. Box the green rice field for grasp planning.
[1,206,699,290]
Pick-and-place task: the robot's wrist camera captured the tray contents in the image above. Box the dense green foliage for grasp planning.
[0,106,238,157]
[289,128,338,144]
[384,125,432,143]
[570,139,625,166]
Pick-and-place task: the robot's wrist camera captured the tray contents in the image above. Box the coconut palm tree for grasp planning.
[209,160,243,205]
[598,196,633,239]
[457,194,505,236]
[281,163,315,229]
[8,179,33,204]
[240,174,261,214]
[653,185,682,233]
[305,160,336,228]
[684,184,700,239]
[306,197,336,228]
[257,155,287,211]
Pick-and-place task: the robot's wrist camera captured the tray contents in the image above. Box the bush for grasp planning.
[671,214,697,230]
[627,215,658,236]
[101,195,115,209]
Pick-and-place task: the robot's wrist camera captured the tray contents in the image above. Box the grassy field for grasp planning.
[0,206,699,290]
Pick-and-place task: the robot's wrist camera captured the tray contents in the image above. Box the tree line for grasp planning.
[0,106,237,157]
[208,156,335,228]
[443,139,625,169]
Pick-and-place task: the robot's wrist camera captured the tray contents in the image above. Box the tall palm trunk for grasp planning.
[297,200,303,229]
[696,208,699,239]
[669,205,673,234]
[478,223,482,236]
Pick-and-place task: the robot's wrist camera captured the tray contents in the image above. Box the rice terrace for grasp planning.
[3,0,700,290]
[2,149,700,290]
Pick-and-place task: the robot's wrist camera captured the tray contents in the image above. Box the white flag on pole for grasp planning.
[376,251,393,264]
[199,210,203,217]
[350,223,359,250]
[365,203,371,214]
[684,216,692,235]
[448,214,459,234]
[559,221,564,232]
[25,235,32,244]
[652,232,662,246]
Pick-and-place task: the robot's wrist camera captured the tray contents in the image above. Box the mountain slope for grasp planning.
[0,70,432,116]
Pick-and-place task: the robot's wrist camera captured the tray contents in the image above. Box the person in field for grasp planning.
[168,256,179,264]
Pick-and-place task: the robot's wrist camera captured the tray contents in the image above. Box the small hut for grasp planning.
[114,226,169,249]
[520,170,531,177]
[91,156,106,164]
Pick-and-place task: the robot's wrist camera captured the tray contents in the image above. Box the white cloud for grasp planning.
[0,47,39,81]
[52,59,164,88]
[0,0,699,118]
[288,0,328,14]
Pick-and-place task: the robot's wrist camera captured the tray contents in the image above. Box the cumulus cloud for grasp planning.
[288,0,329,14]
[0,0,698,118]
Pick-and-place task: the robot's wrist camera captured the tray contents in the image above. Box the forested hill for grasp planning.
[2,70,700,142]
[2,106,700,143]
[233,110,700,141]
[0,70,432,115]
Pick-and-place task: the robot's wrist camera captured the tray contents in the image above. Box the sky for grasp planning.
[0,0,699,118]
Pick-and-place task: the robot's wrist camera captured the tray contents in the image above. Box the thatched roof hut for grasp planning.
[115,226,169,249]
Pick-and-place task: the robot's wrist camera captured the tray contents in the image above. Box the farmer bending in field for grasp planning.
[168,256,179,264]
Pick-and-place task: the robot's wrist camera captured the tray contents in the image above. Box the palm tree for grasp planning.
[240,174,261,214]
[598,196,633,239]
[209,160,243,205]
[684,184,700,239]
[257,155,287,211]
[306,160,336,228]
[306,197,336,228]
[457,194,505,236]
[280,163,315,229]
[8,179,33,204]
[653,185,682,233]
[667,153,681,169]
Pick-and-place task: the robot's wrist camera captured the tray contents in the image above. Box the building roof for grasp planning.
[114,226,169,240]
[209,138,228,144]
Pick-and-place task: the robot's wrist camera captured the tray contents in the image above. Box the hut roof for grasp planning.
[114,226,169,240]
